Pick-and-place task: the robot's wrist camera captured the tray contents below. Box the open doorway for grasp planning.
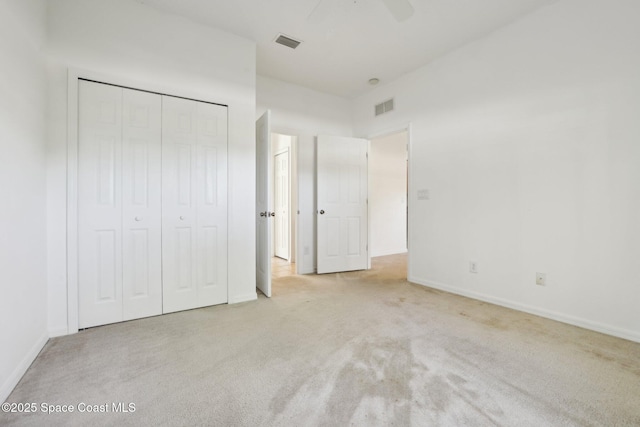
[271,132,298,278]
[369,129,409,277]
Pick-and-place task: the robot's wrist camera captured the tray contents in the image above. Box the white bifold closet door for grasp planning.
[161,96,228,313]
[78,80,228,328]
[78,81,162,328]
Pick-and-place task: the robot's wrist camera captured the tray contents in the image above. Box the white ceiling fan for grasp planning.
[308,0,415,24]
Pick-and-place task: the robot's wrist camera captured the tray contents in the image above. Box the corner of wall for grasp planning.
[1,333,48,403]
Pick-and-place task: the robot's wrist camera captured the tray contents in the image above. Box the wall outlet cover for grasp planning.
[536,272,546,286]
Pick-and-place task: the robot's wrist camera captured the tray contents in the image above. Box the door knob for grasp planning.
[319,210,325,215]
[260,212,267,217]
[179,216,185,220]
[269,212,275,217]
[134,216,142,221]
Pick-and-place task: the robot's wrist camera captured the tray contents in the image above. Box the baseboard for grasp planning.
[1,332,49,403]
[409,276,640,344]
[48,327,68,338]
[372,248,408,258]
[228,292,257,304]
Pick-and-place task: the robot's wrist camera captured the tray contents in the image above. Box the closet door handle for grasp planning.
[134,216,142,222]
[179,216,185,220]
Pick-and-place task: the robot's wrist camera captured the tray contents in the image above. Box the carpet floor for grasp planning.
[2,254,639,426]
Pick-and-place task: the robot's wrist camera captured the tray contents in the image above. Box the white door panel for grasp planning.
[317,135,368,274]
[162,98,198,313]
[79,82,164,328]
[274,150,289,260]
[122,88,162,321]
[78,81,124,328]
[195,101,228,307]
[162,96,228,313]
[256,111,272,297]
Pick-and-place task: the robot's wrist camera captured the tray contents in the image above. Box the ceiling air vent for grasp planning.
[375,98,394,117]
[274,34,302,50]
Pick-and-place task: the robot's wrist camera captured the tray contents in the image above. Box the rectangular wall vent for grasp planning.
[275,34,302,49]
[375,98,394,116]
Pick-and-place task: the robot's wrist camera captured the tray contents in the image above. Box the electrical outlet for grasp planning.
[469,261,478,274]
[536,272,546,286]
[417,189,430,200]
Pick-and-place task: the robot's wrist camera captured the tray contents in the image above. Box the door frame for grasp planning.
[66,68,230,334]
[366,124,412,278]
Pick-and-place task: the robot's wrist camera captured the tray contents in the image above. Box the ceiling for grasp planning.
[134,0,558,98]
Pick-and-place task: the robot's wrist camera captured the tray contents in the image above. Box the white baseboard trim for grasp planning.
[1,332,49,403]
[228,292,257,304]
[48,327,68,338]
[409,276,640,344]
[372,248,408,258]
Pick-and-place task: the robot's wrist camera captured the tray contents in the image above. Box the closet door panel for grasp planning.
[162,96,199,313]
[122,88,162,321]
[78,81,124,328]
[162,97,228,313]
[196,102,228,307]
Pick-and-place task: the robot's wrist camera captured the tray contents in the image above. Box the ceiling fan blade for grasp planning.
[380,0,414,22]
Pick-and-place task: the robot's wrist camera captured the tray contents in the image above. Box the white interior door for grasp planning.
[316,135,369,274]
[256,111,272,297]
[78,81,163,328]
[274,149,290,260]
[162,96,228,313]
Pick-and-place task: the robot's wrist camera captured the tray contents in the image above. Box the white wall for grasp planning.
[46,0,257,335]
[0,0,48,402]
[257,75,353,273]
[370,131,407,257]
[353,0,640,342]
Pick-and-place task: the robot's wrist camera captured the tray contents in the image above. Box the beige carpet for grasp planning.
[2,254,639,426]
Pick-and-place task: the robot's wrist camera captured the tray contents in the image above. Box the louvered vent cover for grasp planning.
[375,98,395,116]
[275,34,302,49]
